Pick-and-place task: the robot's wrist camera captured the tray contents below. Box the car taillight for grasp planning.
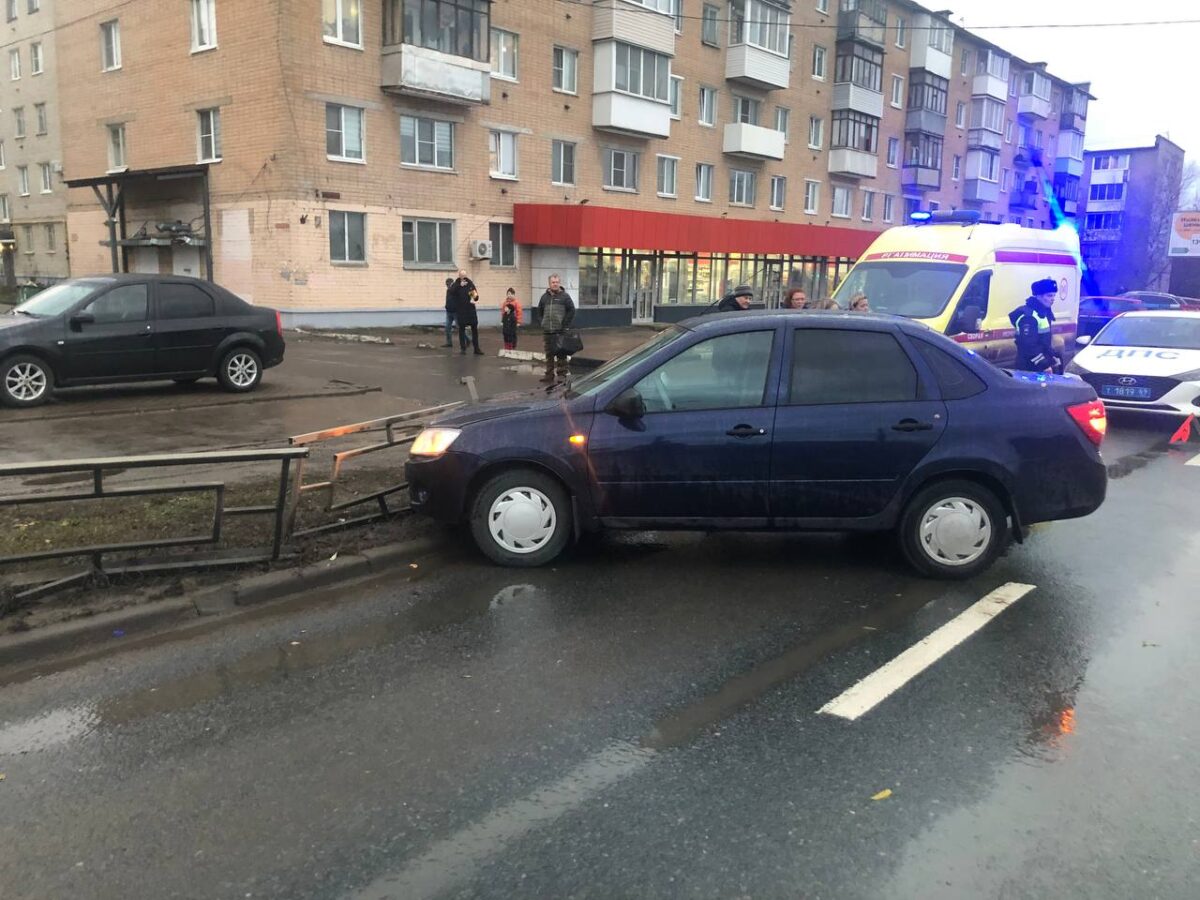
[1067,399,1107,446]
[275,310,284,337]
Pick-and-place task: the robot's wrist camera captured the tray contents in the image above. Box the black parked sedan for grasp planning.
[0,275,285,407]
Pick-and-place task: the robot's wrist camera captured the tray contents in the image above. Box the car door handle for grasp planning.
[892,419,934,432]
[727,424,767,438]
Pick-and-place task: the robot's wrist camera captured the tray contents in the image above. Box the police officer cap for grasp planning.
[1032,278,1057,296]
[733,284,754,298]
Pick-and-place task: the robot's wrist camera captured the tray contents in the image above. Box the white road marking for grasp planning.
[350,740,655,900]
[817,582,1036,721]
[1187,453,1200,467]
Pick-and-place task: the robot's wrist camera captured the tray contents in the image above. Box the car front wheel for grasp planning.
[217,347,262,393]
[1,354,54,408]
[468,468,573,567]
[898,479,1008,579]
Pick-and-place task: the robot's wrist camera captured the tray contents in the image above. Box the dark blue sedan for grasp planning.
[406,312,1108,578]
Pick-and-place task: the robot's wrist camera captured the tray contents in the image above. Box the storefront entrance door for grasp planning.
[628,255,658,323]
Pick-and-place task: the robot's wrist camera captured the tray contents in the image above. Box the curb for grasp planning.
[293,328,393,345]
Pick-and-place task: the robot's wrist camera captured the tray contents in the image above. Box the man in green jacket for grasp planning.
[537,274,576,383]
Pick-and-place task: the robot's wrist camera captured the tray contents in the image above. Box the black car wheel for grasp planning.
[217,347,262,393]
[1,354,54,408]
[468,468,573,567]
[898,479,1008,579]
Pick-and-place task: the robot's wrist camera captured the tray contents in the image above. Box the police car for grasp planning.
[1066,311,1200,416]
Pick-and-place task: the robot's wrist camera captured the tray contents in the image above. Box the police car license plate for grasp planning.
[1101,385,1153,400]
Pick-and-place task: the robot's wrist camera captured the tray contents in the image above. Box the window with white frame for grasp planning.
[657,155,678,197]
[1000,167,1010,191]
[107,123,126,169]
[45,223,55,252]
[832,184,851,217]
[12,107,24,138]
[17,165,28,196]
[400,115,453,169]
[326,104,364,162]
[770,175,786,210]
[952,154,961,180]
[883,194,895,222]
[330,210,366,263]
[28,0,39,12]
[970,97,1005,133]
[625,0,671,11]
[905,132,942,169]
[729,169,756,206]
[695,162,713,201]
[671,0,682,31]
[198,108,222,162]
[701,4,719,46]
[5,0,14,20]
[699,85,717,125]
[0,194,8,222]
[30,41,42,74]
[100,20,121,70]
[552,46,578,93]
[490,28,518,80]
[670,75,683,118]
[1089,182,1125,201]
[615,42,670,102]
[816,0,828,12]
[39,162,51,193]
[489,130,518,178]
[1005,119,1014,143]
[972,150,999,182]
[551,140,575,185]
[9,48,19,80]
[21,225,32,253]
[323,0,362,47]
[1021,70,1052,100]
[1060,130,1084,160]
[604,148,639,191]
[894,16,906,47]
[929,19,953,54]
[402,218,454,266]
[730,0,790,56]
[191,0,217,51]
[812,44,827,79]
[955,102,965,128]
[804,179,820,214]
[733,95,760,125]
[489,222,515,267]
[891,74,904,108]
[774,106,789,137]
[34,102,46,135]
[808,115,823,149]
[0,140,5,168]
[862,189,875,221]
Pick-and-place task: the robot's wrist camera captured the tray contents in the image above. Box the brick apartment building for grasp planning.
[0,0,69,290]
[46,0,1091,326]
[1079,134,1186,296]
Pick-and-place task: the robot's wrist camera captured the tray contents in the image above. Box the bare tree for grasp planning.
[1130,154,1192,291]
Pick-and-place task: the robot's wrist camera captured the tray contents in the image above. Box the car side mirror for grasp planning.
[1075,334,1092,347]
[69,312,95,330]
[606,388,646,420]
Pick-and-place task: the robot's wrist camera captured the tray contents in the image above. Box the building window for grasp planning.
[552,46,578,94]
[701,4,719,45]
[100,20,121,70]
[329,210,366,263]
[729,168,756,206]
[4,0,13,20]
[604,148,640,191]
[832,109,879,153]
[699,85,717,126]
[955,102,965,128]
[551,140,575,185]
[656,155,678,197]
[816,0,829,12]
[672,0,683,32]
[808,115,823,149]
[832,185,851,218]
[812,45,827,80]
[108,123,126,170]
[895,16,906,48]
[0,194,7,222]
[22,224,32,253]
[1092,152,1130,171]
[695,162,713,201]
[970,97,1005,133]
[733,95,760,125]
[862,190,875,221]
[402,218,454,267]
[396,0,489,61]
[905,133,943,169]
[13,107,24,138]
[1005,119,1014,143]
[325,104,365,162]
[1000,167,1009,191]
[0,140,5,168]
[490,28,518,80]
[323,0,362,47]
[614,42,670,102]
[669,75,683,118]
[39,161,51,193]
[9,48,19,80]
[774,106,789,138]
[28,0,39,12]
[886,137,899,168]
[17,165,28,196]
[834,43,882,92]
[400,115,453,169]
[729,0,789,56]
[804,179,820,214]
[960,47,970,76]
[891,74,904,108]
[1089,183,1126,201]
[30,41,42,74]
[197,108,222,162]
[770,175,786,210]
[908,71,948,115]
[971,150,999,182]
[43,223,55,251]
[34,102,47,135]
[883,194,895,223]
[488,222,515,267]
[488,130,518,179]
[191,0,217,51]
[952,154,961,180]
[1021,70,1052,101]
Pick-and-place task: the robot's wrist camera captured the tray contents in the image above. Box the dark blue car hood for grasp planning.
[433,388,584,428]
[0,313,39,337]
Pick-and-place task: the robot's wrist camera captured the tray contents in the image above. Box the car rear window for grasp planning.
[158,283,216,319]
[913,339,987,400]
[789,330,918,405]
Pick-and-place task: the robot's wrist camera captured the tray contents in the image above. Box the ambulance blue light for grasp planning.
[910,212,933,222]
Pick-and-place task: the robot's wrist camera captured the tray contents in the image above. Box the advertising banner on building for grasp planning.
[1169,212,1200,257]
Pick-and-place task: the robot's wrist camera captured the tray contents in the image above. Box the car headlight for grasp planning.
[410,428,461,457]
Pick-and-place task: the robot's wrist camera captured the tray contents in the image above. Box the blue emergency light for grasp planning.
[909,210,983,226]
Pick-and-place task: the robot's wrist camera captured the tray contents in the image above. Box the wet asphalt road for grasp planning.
[2,429,1200,899]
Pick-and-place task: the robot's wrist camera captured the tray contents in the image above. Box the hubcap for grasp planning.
[918,496,993,567]
[488,487,556,554]
[227,353,258,388]
[5,362,47,402]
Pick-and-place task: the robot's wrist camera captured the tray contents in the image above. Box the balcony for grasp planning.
[828,148,878,179]
[1018,94,1052,119]
[380,44,491,105]
[1056,198,1078,216]
[1010,189,1040,210]
[1088,198,1126,214]
[723,122,786,160]
[1061,111,1087,133]
[902,165,941,191]
[967,129,1002,152]
[972,73,1008,102]
[726,43,790,91]
[909,31,952,78]
[838,1,887,47]
[906,108,946,135]
[832,82,884,118]
[1084,228,1122,243]
[1012,149,1035,169]
[964,179,1000,203]
[593,0,675,56]
[1055,156,1084,179]
[592,91,672,138]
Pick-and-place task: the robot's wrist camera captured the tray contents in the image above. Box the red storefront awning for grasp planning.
[513,203,879,258]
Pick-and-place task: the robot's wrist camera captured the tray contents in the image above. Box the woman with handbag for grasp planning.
[537,274,578,383]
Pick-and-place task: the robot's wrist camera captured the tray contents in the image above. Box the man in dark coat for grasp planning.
[537,274,576,383]
[443,277,456,347]
[715,284,754,313]
[450,269,482,355]
[1010,278,1060,373]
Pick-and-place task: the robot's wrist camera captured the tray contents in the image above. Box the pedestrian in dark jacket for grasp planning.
[537,274,576,383]
[501,288,521,350]
[1010,278,1060,373]
[443,277,456,347]
[450,269,483,355]
[715,284,754,313]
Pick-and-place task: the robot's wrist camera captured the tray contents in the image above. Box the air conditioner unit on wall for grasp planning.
[470,239,493,260]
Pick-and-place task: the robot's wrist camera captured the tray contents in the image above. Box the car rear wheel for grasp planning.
[1,354,54,408]
[468,468,573,567]
[217,347,262,393]
[898,480,1008,579]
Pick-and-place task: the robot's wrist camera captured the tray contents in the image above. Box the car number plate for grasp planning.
[1101,385,1153,400]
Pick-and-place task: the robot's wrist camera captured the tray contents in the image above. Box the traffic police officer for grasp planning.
[1010,278,1060,373]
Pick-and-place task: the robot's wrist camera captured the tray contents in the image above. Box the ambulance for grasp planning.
[831,210,1082,368]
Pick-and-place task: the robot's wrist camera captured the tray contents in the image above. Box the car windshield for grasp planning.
[832,262,969,319]
[13,281,108,317]
[1095,316,1200,350]
[566,326,686,397]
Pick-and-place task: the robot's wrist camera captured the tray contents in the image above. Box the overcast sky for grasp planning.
[941,0,1195,155]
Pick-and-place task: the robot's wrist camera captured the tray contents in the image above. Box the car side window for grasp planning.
[82,284,149,324]
[158,283,216,319]
[790,330,918,405]
[913,340,987,400]
[946,271,991,336]
[634,330,774,413]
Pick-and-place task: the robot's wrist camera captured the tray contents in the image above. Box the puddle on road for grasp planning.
[0,703,98,755]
